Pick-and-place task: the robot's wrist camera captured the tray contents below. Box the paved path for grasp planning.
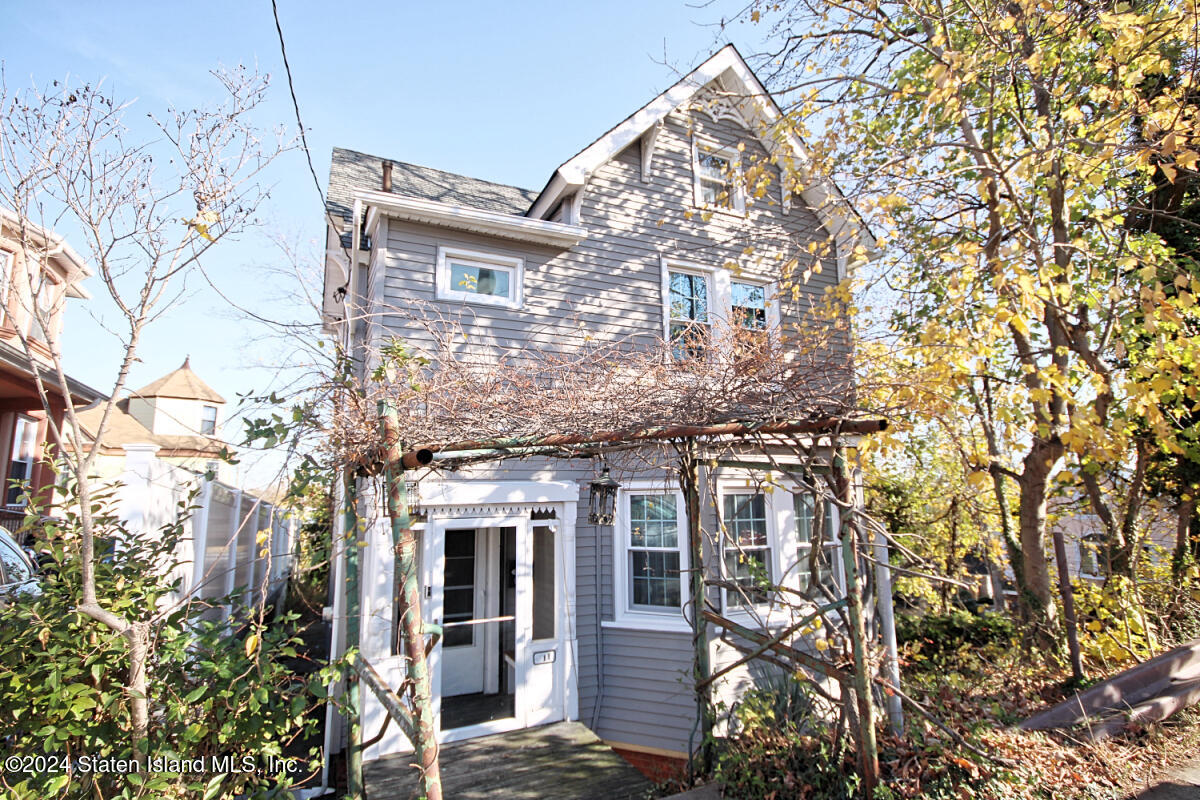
[1131,759,1200,799]
[363,721,651,799]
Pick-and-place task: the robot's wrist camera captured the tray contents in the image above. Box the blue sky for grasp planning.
[3,0,756,484]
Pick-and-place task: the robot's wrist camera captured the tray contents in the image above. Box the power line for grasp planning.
[271,0,327,209]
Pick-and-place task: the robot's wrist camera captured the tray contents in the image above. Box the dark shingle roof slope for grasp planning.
[327,147,538,221]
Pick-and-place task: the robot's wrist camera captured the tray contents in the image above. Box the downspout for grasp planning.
[836,447,879,795]
[590,511,605,731]
[864,460,904,734]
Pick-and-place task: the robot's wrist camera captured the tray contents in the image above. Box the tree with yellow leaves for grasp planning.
[746,0,1200,663]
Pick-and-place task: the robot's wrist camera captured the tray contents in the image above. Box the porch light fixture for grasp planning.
[405,479,421,516]
[587,468,620,526]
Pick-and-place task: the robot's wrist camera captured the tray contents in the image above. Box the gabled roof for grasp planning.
[525,44,872,250]
[133,357,225,404]
[327,148,537,221]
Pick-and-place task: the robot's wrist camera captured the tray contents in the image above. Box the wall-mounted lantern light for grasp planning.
[587,467,620,525]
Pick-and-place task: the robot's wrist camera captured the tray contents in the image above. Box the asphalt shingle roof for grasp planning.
[327,147,538,222]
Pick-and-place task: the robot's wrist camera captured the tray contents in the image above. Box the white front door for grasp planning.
[439,528,488,697]
[423,512,567,741]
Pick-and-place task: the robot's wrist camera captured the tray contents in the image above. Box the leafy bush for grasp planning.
[895,609,1014,668]
[0,490,339,799]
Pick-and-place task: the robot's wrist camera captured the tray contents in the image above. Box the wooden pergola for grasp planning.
[340,409,897,800]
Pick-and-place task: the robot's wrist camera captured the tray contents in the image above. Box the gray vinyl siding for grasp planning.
[370,104,849,362]
[359,94,853,755]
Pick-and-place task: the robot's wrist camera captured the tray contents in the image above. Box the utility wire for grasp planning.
[271,0,326,209]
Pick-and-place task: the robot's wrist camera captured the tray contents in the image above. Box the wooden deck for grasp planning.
[363,722,653,799]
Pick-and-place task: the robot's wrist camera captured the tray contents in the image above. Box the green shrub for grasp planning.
[895,609,1014,667]
[0,489,339,799]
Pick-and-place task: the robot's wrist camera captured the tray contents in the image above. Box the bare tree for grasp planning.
[0,70,286,759]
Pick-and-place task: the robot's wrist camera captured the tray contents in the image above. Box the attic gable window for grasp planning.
[692,141,745,213]
[435,246,524,310]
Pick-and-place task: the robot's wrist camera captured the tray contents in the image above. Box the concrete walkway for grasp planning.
[1130,758,1200,799]
[363,722,651,799]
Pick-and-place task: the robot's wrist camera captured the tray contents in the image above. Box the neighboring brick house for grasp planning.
[322,45,872,770]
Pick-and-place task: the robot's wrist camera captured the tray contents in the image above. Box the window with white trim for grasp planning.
[613,488,689,625]
[693,143,745,212]
[731,281,767,330]
[6,416,39,507]
[22,273,58,345]
[435,246,523,309]
[200,405,218,436]
[667,270,711,360]
[721,492,772,609]
[794,492,840,596]
[0,250,11,325]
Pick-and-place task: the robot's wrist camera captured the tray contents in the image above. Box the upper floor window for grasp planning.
[200,405,218,436]
[0,250,11,325]
[693,142,745,213]
[667,270,711,360]
[23,275,57,345]
[435,246,524,310]
[731,282,767,330]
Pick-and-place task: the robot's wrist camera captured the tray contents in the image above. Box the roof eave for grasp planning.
[353,189,587,248]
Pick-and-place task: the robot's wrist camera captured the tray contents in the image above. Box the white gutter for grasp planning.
[352,189,586,249]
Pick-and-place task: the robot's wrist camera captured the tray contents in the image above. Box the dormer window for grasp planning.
[692,142,745,213]
[435,246,524,309]
[200,405,217,436]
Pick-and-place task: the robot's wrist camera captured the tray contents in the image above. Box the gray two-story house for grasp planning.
[322,44,870,772]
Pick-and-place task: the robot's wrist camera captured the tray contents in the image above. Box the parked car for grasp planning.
[0,528,38,598]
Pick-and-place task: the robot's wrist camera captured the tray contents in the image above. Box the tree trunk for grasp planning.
[1174,498,1198,582]
[1050,525,1084,682]
[1016,441,1061,647]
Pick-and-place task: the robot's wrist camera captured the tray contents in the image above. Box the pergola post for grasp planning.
[382,404,443,800]
[679,440,714,776]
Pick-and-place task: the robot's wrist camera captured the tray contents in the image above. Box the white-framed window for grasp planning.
[611,483,690,629]
[435,246,524,309]
[0,250,12,325]
[731,281,767,330]
[716,476,845,617]
[22,273,58,344]
[200,405,218,436]
[721,492,773,609]
[661,258,780,361]
[666,269,712,361]
[1079,535,1102,578]
[6,416,39,507]
[692,140,745,213]
[794,492,841,596]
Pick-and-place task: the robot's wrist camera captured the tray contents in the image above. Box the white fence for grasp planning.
[117,443,295,611]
